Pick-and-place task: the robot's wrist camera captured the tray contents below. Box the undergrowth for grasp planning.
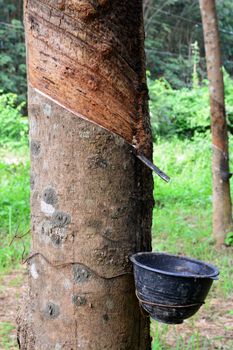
[0,322,16,350]
[0,92,30,269]
[151,135,233,349]
[0,92,233,349]
[0,147,30,269]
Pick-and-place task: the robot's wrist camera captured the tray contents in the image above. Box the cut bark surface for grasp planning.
[25,0,152,152]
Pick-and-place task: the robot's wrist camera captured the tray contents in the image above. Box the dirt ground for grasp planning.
[0,268,232,349]
[153,295,233,349]
[0,268,27,350]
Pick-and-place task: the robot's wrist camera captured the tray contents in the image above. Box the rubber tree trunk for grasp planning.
[199,0,232,247]
[17,1,153,349]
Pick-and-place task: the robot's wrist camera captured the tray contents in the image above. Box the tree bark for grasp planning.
[199,0,232,247]
[18,1,153,349]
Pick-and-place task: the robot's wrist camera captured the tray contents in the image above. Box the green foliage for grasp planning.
[152,136,233,296]
[0,18,26,102]
[148,76,209,140]
[0,92,29,269]
[144,0,233,88]
[0,0,23,22]
[0,322,17,350]
[0,157,30,268]
[144,0,205,88]
[0,159,30,233]
[0,92,28,147]
[151,135,233,349]
[225,232,233,246]
[148,70,233,140]
[224,69,233,132]
[152,136,212,216]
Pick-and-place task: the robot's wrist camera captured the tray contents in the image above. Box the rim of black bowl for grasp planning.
[130,252,219,279]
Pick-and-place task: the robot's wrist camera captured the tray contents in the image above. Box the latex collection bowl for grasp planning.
[130,252,219,324]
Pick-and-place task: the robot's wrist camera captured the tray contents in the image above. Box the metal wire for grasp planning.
[135,290,204,308]
[24,252,133,280]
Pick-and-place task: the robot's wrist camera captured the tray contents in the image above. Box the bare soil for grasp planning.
[0,268,27,350]
[151,291,233,349]
[0,268,232,349]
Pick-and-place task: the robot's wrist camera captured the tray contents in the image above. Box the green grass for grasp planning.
[151,324,209,350]
[0,130,233,349]
[0,146,30,269]
[151,135,233,349]
[0,322,17,349]
[152,135,233,294]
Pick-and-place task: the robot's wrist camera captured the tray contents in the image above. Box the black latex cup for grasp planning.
[130,252,219,324]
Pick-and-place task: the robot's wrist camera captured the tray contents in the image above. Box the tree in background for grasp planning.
[0,0,25,103]
[17,0,153,348]
[199,0,232,246]
[2,0,233,98]
[0,0,23,22]
[143,0,233,89]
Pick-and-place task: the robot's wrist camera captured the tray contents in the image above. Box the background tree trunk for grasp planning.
[199,0,232,246]
[17,0,153,349]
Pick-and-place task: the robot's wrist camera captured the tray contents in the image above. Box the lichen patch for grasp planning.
[42,187,58,205]
[73,264,91,283]
[44,302,60,320]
